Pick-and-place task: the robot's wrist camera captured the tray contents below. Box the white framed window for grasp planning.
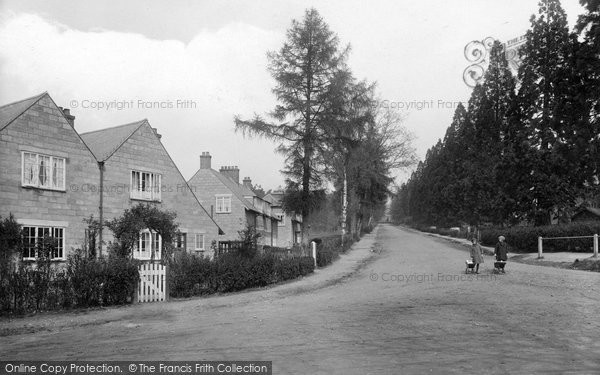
[195,234,205,251]
[22,226,65,260]
[134,230,161,260]
[21,152,65,191]
[215,194,232,213]
[131,170,161,201]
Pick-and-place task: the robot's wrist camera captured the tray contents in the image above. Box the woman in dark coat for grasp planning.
[470,238,484,274]
[494,235,509,273]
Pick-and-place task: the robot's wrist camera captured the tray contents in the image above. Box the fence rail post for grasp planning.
[594,234,598,258]
[311,241,317,268]
[538,236,543,259]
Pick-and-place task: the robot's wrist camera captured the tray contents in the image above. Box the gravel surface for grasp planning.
[2,224,599,374]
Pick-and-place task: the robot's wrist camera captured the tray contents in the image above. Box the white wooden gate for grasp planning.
[137,262,167,303]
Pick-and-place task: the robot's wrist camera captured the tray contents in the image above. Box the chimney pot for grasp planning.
[61,107,75,128]
[200,152,212,169]
[152,127,162,140]
[220,165,240,183]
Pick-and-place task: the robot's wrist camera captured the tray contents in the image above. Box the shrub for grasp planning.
[275,257,300,281]
[236,225,261,258]
[215,253,252,292]
[316,250,334,267]
[480,222,600,253]
[298,256,315,276]
[103,257,140,305]
[168,252,316,298]
[571,258,600,272]
[66,250,140,308]
[312,234,355,267]
[168,251,215,297]
[1,249,140,315]
[67,251,106,307]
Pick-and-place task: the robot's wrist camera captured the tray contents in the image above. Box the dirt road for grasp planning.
[2,225,600,374]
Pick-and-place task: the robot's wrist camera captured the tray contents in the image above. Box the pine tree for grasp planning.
[234,8,350,240]
[576,0,600,205]
[477,41,516,225]
[515,0,577,225]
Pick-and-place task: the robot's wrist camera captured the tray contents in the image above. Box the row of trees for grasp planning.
[235,8,416,239]
[393,0,600,227]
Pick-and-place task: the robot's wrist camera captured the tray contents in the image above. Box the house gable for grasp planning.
[0,93,100,256]
[85,121,222,254]
[0,92,48,132]
[188,168,251,242]
[80,120,145,161]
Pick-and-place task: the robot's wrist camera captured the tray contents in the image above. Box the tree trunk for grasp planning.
[341,168,348,243]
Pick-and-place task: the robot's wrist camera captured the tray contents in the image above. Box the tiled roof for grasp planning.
[80,120,147,161]
[264,191,284,206]
[190,168,258,213]
[0,92,47,132]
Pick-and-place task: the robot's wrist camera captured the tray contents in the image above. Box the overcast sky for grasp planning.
[0,0,585,190]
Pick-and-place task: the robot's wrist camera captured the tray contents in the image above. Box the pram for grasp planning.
[493,260,507,273]
[465,259,476,274]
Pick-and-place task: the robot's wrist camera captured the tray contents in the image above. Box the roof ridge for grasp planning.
[80,119,147,161]
[79,118,148,135]
[0,92,47,109]
[0,92,48,132]
[209,169,259,211]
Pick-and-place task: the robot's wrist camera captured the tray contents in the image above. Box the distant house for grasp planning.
[0,92,222,262]
[264,190,302,248]
[188,152,279,251]
[0,93,101,260]
[571,207,600,223]
[80,120,223,258]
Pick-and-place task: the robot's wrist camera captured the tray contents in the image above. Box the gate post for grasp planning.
[165,263,170,301]
[594,234,598,258]
[538,236,543,259]
[311,241,317,268]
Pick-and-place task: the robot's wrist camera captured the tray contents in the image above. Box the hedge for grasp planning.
[314,235,356,267]
[411,224,467,239]
[168,252,315,298]
[0,249,139,315]
[480,222,600,253]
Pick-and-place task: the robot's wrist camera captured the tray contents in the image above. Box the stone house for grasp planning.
[0,93,100,260]
[0,92,222,261]
[188,152,279,250]
[264,190,302,248]
[80,120,223,258]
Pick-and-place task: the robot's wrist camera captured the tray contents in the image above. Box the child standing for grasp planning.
[470,237,484,274]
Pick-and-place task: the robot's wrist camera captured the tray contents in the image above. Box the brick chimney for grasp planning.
[243,177,252,189]
[200,152,212,169]
[219,165,239,183]
[152,127,162,140]
[59,107,75,128]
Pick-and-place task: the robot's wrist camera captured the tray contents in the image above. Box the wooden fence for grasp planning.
[137,262,167,303]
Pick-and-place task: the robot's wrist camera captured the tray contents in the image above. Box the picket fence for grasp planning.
[137,262,167,303]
